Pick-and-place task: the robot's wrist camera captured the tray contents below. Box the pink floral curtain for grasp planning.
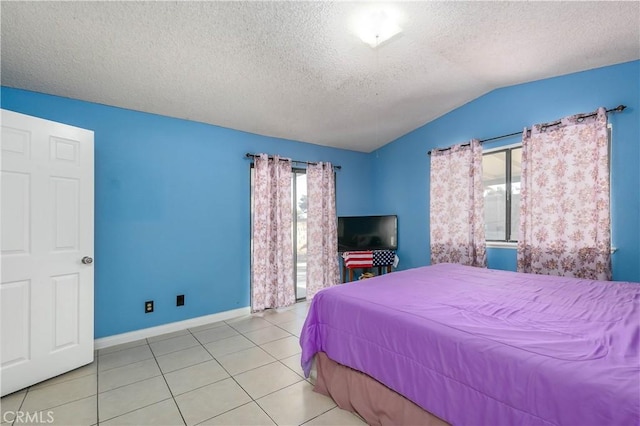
[306,162,340,299]
[517,108,611,280]
[251,154,295,312]
[430,139,486,267]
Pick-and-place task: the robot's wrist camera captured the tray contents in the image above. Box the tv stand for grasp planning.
[341,250,395,283]
[342,264,392,283]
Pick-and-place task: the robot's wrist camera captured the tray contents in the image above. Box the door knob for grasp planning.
[82,256,93,265]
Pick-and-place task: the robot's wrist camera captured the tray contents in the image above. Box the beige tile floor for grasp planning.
[0,302,365,426]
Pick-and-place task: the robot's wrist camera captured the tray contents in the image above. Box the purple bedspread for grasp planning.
[300,264,640,425]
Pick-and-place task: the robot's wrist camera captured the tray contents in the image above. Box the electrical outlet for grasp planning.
[176,295,184,306]
[145,300,154,313]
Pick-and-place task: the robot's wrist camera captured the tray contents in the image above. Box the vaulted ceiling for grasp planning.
[2,2,638,152]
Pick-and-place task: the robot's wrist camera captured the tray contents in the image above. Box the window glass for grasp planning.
[509,148,522,241]
[483,151,507,240]
[294,171,307,300]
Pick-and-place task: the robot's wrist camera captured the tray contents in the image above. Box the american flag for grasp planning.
[343,251,373,268]
[343,250,395,268]
[373,250,395,266]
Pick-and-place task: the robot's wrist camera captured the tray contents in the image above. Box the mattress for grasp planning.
[300,263,640,425]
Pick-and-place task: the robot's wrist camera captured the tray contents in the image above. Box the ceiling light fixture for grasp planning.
[354,9,402,48]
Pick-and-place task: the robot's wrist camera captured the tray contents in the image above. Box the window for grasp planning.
[482,125,610,245]
[482,146,521,242]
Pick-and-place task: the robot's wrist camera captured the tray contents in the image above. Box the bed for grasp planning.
[300,263,640,425]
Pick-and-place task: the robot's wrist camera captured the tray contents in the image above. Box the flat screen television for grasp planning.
[338,215,397,252]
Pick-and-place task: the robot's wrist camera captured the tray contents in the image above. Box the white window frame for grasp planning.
[483,143,521,248]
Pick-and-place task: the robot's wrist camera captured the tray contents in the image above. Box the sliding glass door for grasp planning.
[250,167,307,302]
[293,170,307,300]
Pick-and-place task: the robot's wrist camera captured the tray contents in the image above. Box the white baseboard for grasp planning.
[94,306,251,350]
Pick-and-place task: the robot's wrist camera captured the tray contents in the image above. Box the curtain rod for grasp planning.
[245,153,341,170]
[427,105,627,155]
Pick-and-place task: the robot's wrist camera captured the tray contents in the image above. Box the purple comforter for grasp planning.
[300,264,640,425]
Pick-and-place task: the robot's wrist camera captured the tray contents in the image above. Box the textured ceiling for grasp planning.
[2,2,639,152]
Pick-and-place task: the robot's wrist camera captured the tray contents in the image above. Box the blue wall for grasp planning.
[3,61,638,338]
[371,60,640,282]
[1,88,372,338]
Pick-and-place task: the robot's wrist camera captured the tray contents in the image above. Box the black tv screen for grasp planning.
[338,215,397,252]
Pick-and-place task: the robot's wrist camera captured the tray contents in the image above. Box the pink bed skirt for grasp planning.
[313,352,450,426]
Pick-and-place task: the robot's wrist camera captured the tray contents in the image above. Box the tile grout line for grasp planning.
[96,351,100,426]
[97,397,175,424]
[193,329,280,426]
[214,320,308,424]
[149,336,188,426]
[16,375,96,418]
[97,340,148,357]
[27,370,97,392]
[178,326,304,425]
[98,334,273,399]
[96,341,185,424]
[184,328,264,425]
[299,406,341,426]
[98,355,156,374]
[150,343,201,359]
[8,387,27,426]
[12,302,313,426]
[198,311,309,424]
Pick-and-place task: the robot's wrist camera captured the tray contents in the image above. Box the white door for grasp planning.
[1,109,94,396]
